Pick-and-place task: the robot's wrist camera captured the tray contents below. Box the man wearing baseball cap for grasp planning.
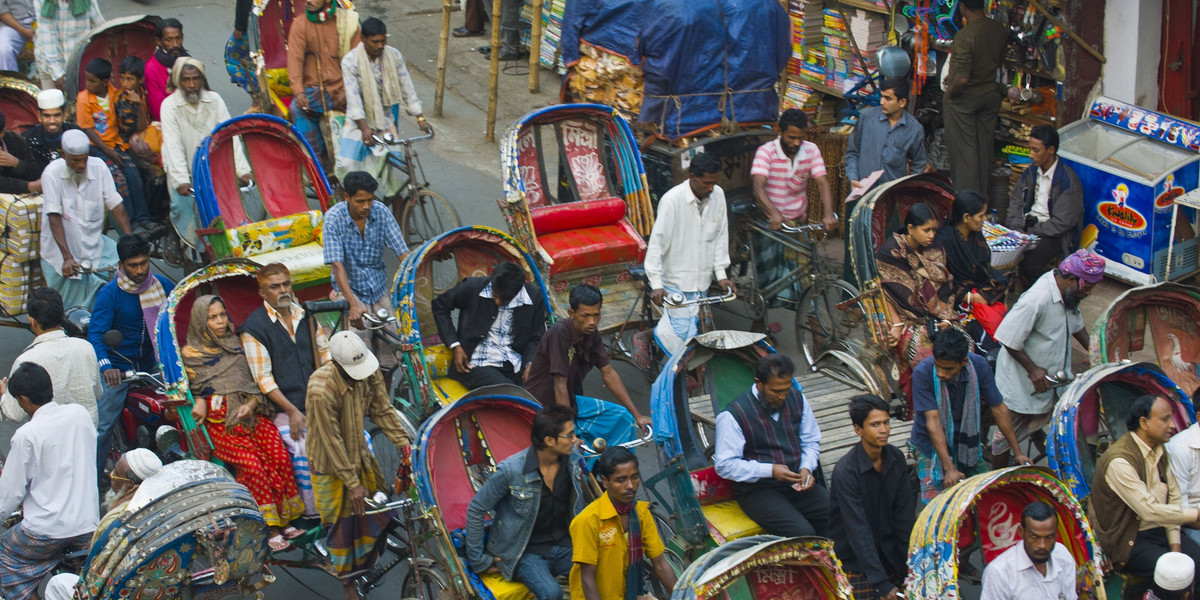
[990,249,1104,468]
[305,331,410,600]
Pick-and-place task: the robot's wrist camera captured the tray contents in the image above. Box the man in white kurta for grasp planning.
[160,57,250,252]
[335,17,427,196]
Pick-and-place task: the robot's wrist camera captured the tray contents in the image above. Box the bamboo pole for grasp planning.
[486,0,502,142]
[434,0,452,116]
[528,0,544,93]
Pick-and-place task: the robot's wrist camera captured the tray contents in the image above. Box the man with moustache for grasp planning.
[990,250,1103,468]
[39,130,132,309]
[24,88,130,190]
[160,58,252,254]
[145,18,187,120]
[980,502,1078,600]
[94,448,162,542]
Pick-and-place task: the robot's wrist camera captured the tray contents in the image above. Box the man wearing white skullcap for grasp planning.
[44,573,80,600]
[39,128,132,309]
[1148,552,1195,600]
[93,448,162,546]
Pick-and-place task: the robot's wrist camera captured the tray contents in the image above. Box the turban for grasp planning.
[61,130,90,155]
[1058,249,1105,284]
[170,56,207,90]
[125,448,163,481]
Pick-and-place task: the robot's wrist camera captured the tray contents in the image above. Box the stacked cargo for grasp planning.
[822,8,850,90]
[846,9,885,88]
[566,43,644,117]
[0,193,43,316]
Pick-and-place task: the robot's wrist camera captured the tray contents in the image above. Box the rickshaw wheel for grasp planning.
[794,278,871,369]
[400,557,450,600]
[401,190,460,247]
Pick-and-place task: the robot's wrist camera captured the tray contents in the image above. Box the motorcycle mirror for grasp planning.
[103,330,124,348]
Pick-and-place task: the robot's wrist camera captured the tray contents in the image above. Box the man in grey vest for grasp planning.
[240,262,331,516]
[713,354,828,536]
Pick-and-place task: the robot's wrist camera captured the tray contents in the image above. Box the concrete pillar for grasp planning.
[1101,0,1162,108]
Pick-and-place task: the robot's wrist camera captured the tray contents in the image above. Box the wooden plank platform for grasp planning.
[688,370,913,482]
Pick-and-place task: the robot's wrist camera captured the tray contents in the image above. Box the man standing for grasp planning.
[0,111,42,194]
[88,235,173,479]
[0,362,98,600]
[39,129,132,309]
[431,261,547,389]
[1005,125,1085,286]
[714,354,828,537]
[307,331,411,600]
[465,405,588,600]
[645,151,735,354]
[336,18,429,194]
[77,57,151,231]
[145,18,187,121]
[980,502,1078,600]
[33,0,102,88]
[828,395,914,600]
[752,108,837,232]
[323,171,407,376]
[525,284,650,446]
[160,58,251,253]
[942,0,1007,195]
[241,262,332,516]
[0,287,100,424]
[843,78,928,285]
[910,331,1028,504]
[0,0,34,73]
[1091,395,1200,592]
[991,250,1102,467]
[287,0,361,168]
[479,0,526,60]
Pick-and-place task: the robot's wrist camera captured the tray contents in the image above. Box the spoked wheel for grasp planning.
[401,189,460,247]
[607,324,664,383]
[400,558,450,600]
[368,410,418,486]
[795,277,874,377]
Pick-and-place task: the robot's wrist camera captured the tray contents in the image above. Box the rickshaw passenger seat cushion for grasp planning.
[226,210,323,258]
[422,344,454,379]
[529,198,627,235]
[479,573,534,600]
[690,466,765,542]
[432,377,469,405]
[528,198,646,273]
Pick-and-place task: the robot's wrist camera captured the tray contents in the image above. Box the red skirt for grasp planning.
[205,400,304,527]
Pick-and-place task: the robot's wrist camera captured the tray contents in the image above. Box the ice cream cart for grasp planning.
[1057,96,1200,285]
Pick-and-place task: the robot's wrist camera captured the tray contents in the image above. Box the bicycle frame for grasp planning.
[738,220,827,308]
[378,132,435,199]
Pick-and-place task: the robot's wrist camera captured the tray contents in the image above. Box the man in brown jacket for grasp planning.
[1005,126,1084,287]
[287,0,361,170]
[1090,395,1200,593]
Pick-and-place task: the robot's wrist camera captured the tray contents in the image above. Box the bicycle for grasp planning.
[371,131,461,247]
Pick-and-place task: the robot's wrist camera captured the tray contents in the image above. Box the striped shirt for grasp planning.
[241,301,332,396]
[750,139,827,220]
[467,283,532,370]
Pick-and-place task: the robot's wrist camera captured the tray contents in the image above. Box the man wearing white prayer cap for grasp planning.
[44,573,80,600]
[38,129,132,309]
[93,448,162,546]
[1148,552,1196,600]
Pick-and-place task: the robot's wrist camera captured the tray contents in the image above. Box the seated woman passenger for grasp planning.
[184,295,304,551]
[935,190,1010,340]
[875,202,962,394]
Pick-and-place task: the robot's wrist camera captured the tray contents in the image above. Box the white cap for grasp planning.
[61,129,90,155]
[330,331,379,381]
[1155,552,1195,591]
[44,573,80,600]
[124,447,163,481]
[36,88,65,110]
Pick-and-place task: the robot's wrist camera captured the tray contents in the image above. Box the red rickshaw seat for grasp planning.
[689,466,764,543]
[530,198,645,274]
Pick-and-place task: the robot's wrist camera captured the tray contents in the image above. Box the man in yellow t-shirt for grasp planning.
[569,447,677,600]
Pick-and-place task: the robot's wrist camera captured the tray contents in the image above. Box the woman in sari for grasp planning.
[184,295,304,551]
[875,203,963,394]
[934,190,1010,338]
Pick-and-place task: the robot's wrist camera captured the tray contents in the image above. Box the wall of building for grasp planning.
[1100,0,1162,109]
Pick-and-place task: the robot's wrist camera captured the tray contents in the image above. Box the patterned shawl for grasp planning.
[875,232,959,326]
[181,295,262,430]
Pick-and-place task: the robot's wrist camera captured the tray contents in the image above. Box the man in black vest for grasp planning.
[239,262,331,516]
[431,262,546,389]
[713,354,829,537]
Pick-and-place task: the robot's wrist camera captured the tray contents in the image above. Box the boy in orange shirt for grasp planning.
[77,57,151,231]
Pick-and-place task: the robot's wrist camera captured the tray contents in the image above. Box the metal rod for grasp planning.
[434,0,452,117]
[528,0,544,93]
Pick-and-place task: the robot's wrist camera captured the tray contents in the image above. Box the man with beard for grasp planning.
[88,235,173,481]
[25,88,135,202]
[93,448,161,543]
[286,0,361,169]
[160,58,251,254]
[39,130,132,309]
[241,262,332,517]
[145,18,186,121]
[980,502,1077,600]
[33,0,102,88]
[990,249,1103,468]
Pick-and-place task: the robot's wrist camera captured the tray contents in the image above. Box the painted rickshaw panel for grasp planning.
[0,74,40,134]
[1090,282,1200,394]
[673,536,854,600]
[65,15,159,101]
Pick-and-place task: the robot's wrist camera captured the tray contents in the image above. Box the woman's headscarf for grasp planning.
[181,295,262,429]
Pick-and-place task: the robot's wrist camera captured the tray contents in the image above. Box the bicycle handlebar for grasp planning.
[779,222,826,234]
[372,130,434,147]
[664,287,736,308]
[303,299,350,315]
[578,425,654,458]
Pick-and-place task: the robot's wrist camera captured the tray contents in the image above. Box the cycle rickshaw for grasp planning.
[64,15,159,101]
[1090,282,1200,395]
[905,466,1105,600]
[671,536,853,600]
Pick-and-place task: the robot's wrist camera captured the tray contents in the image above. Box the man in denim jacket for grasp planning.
[466,405,586,600]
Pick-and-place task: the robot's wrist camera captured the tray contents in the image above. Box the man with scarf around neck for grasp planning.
[465,405,587,600]
[335,17,428,195]
[909,330,1026,506]
[160,57,252,254]
[570,446,676,600]
[146,18,186,121]
[287,0,360,170]
[1091,395,1200,593]
[713,353,829,537]
[87,234,174,482]
[33,0,102,88]
[39,129,131,310]
[990,249,1102,469]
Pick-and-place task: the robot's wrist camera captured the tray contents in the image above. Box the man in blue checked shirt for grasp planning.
[323,171,408,379]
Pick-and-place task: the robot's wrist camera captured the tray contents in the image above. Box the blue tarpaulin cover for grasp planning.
[561,0,790,140]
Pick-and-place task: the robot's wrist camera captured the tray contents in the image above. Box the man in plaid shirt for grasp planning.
[323,171,408,378]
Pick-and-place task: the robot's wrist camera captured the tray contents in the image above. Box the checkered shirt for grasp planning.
[322,200,408,304]
[469,283,532,370]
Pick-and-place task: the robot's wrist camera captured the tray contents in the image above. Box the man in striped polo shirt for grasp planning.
[751,109,837,233]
